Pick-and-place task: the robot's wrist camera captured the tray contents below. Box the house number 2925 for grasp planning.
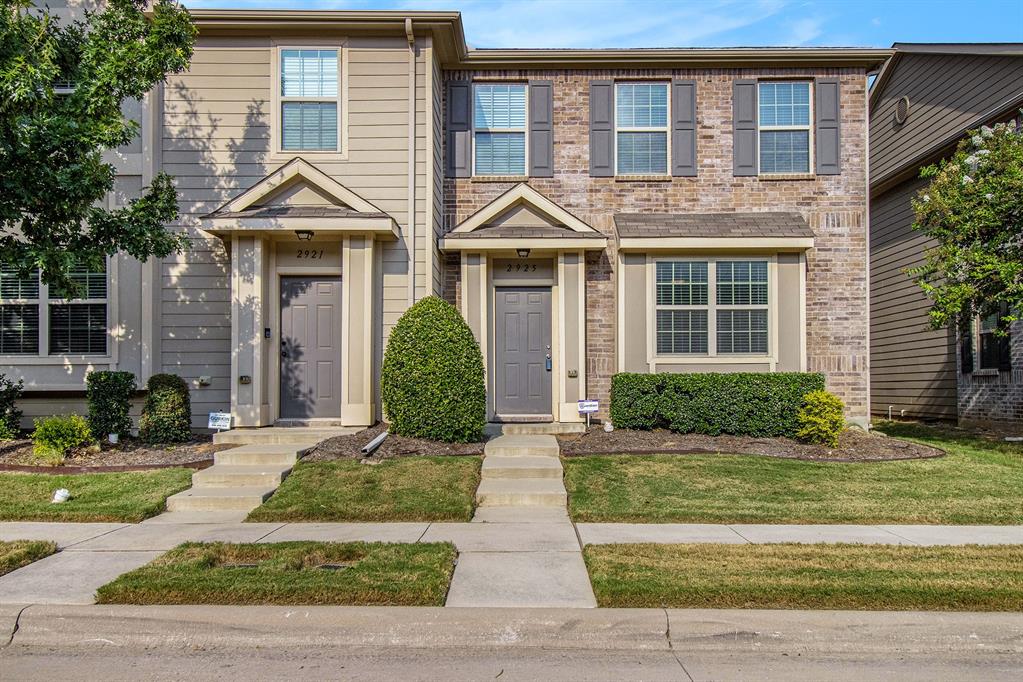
[296,249,325,259]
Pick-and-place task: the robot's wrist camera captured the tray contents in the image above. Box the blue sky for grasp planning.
[182,0,1023,48]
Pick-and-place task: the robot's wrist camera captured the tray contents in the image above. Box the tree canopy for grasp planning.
[910,119,1023,332]
[0,0,196,292]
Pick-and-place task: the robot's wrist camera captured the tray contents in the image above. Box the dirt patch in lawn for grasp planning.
[303,423,485,461]
[0,435,229,472]
[559,426,943,462]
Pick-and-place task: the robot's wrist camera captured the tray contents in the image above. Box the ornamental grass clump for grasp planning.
[139,374,193,444]
[381,296,485,443]
[796,390,846,448]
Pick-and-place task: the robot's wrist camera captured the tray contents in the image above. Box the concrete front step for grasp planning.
[483,434,560,458]
[214,444,311,467]
[486,422,587,437]
[165,486,277,512]
[192,464,292,488]
[481,455,562,480]
[213,426,358,446]
[476,479,568,508]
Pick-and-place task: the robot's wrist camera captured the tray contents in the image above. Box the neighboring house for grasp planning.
[2,6,888,430]
[869,43,1023,425]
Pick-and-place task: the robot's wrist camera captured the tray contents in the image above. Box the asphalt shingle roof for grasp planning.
[207,205,390,220]
[614,212,813,239]
[451,225,605,239]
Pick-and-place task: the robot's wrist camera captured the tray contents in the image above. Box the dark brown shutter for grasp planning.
[732,79,757,176]
[589,80,614,177]
[529,80,553,177]
[815,77,841,175]
[671,79,697,177]
[446,81,471,178]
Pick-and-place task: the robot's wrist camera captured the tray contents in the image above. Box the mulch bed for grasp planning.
[303,423,485,461]
[558,426,944,462]
[0,435,230,473]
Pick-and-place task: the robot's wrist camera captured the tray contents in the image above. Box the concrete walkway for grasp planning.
[2,520,1022,605]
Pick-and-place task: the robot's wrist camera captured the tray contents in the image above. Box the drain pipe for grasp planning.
[361,430,389,455]
[405,17,417,307]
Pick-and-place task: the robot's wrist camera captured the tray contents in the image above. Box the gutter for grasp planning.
[406,17,416,307]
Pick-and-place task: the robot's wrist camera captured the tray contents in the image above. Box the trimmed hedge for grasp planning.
[139,374,192,444]
[381,296,486,443]
[86,370,136,438]
[610,372,826,438]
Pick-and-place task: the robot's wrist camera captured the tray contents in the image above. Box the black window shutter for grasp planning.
[960,320,974,374]
[589,80,614,177]
[446,81,471,178]
[529,80,553,177]
[815,77,842,175]
[671,79,697,177]
[998,302,1013,371]
[732,79,757,176]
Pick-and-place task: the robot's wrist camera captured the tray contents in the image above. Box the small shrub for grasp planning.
[32,415,93,466]
[86,370,136,439]
[381,296,486,443]
[139,374,193,444]
[0,373,23,440]
[610,372,826,438]
[796,390,846,447]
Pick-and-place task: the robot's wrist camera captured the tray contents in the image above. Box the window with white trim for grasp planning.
[615,82,669,175]
[473,83,527,176]
[758,81,811,174]
[280,49,339,152]
[0,262,108,356]
[654,259,770,356]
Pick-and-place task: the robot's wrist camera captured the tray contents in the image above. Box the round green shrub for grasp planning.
[86,370,136,438]
[381,296,486,443]
[32,414,93,466]
[796,390,846,447]
[139,373,193,444]
[0,373,23,440]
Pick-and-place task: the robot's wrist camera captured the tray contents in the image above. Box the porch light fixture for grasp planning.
[295,230,315,241]
[516,248,531,258]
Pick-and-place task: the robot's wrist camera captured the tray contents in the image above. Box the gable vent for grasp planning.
[894,96,910,125]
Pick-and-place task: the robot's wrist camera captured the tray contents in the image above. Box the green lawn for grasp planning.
[564,423,1023,524]
[96,541,456,606]
[0,540,57,576]
[0,469,193,522]
[247,457,481,522]
[585,543,1023,611]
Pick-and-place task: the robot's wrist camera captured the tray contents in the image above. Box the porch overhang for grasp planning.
[439,234,607,252]
[614,212,815,252]
[616,236,814,251]
[202,212,400,240]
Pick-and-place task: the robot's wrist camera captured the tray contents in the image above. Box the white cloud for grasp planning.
[780,16,824,45]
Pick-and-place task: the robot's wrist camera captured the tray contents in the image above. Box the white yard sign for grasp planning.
[208,412,232,431]
[578,400,599,414]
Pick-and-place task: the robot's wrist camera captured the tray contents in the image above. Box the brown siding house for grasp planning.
[869,43,1023,425]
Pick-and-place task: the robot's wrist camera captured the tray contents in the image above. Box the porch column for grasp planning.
[341,235,376,426]
[557,250,586,422]
[230,234,271,426]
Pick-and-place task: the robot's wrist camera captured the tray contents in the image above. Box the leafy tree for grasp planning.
[0,0,196,292]
[910,119,1023,332]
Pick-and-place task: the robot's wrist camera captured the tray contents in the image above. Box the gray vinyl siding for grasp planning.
[871,53,1023,184]
[869,177,956,419]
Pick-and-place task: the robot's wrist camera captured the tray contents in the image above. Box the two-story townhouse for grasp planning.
[4,7,888,432]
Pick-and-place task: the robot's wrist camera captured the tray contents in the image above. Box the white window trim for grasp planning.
[471,82,529,177]
[757,80,814,176]
[614,81,671,177]
[270,42,348,161]
[0,258,113,362]
[647,255,777,365]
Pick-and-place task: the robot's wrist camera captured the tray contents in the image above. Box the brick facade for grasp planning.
[442,68,870,422]
[958,320,1023,426]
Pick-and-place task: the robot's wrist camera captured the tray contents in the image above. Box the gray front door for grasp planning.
[280,277,342,419]
[495,287,552,417]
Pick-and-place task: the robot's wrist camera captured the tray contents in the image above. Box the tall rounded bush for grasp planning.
[0,373,23,440]
[139,374,192,444]
[381,296,485,442]
[86,370,136,439]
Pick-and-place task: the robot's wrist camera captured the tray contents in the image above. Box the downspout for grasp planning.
[864,70,873,428]
[406,18,416,306]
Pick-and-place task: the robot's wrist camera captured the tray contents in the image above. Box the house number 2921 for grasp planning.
[296,249,325,259]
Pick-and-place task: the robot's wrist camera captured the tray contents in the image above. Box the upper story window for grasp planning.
[615,82,669,175]
[473,83,527,176]
[654,259,770,357]
[280,49,339,152]
[758,82,812,174]
[0,262,108,357]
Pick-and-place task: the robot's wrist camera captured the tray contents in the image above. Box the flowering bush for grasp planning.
[910,117,1023,331]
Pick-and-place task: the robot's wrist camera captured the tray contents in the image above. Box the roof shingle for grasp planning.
[614,212,813,239]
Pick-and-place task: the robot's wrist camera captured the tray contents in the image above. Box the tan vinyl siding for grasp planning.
[871,53,1023,184]
[868,177,956,419]
[430,46,445,296]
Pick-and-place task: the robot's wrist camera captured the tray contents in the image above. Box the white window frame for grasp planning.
[471,82,529,177]
[614,81,671,176]
[271,43,348,160]
[757,80,814,176]
[648,256,777,362]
